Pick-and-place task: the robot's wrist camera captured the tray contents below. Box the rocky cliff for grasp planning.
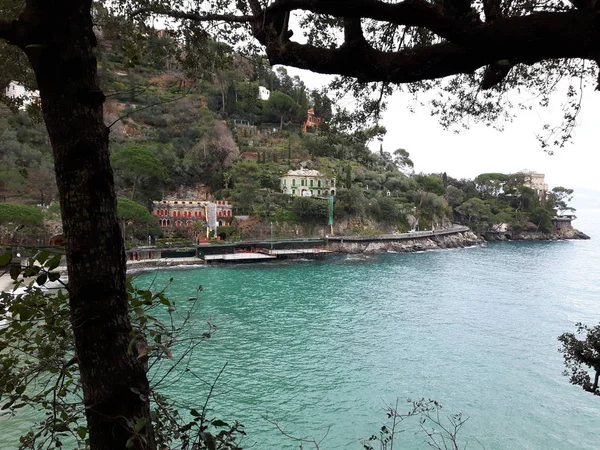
[484,227,590,241]
[329,231,482,254]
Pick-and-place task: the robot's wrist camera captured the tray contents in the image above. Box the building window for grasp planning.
[310,179,313,187]
[318,180,321,188]
[301,179,305,186]
[292,189,296,195]
[292,179,296,187]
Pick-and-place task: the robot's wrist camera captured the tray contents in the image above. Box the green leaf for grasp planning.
[35,251,50,264]
[9,265,20,280]
[2,399,15,410]
[190,408,201,417]
[36,273,48,286]
[19,308,33,321]
[48,272,61,282]
[23,266,40,277]
[0,253,12,267]
[76,427,87,440]
[46,253,62,270]
[211,419,229,427]
[134,417,146,433]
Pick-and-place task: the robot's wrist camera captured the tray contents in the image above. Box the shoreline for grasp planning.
[1,227,590,286]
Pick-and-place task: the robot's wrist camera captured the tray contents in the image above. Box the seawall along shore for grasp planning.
[327,229,483,254]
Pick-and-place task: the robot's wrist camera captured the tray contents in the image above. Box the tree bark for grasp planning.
[3,2,156,449]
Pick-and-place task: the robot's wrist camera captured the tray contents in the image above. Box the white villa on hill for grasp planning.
[280,168,336,197]
[4,81,40,110]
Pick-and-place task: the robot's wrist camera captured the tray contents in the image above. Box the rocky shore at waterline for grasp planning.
[326,225,590,254]
[327,230,483,254]
[484,228,590,242]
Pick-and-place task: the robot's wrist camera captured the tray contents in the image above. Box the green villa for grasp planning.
[280,168,336,198]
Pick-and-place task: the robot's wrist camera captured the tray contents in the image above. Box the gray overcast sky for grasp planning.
[281,66,600,208]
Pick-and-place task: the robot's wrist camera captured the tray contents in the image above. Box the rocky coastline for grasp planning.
[483,227,590,242]
[326,225,590,254]
[328,231,483,254]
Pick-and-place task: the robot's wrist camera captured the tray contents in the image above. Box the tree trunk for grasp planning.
[14,2,156,449]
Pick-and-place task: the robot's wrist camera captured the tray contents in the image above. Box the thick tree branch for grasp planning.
[0,19,17,43]
[247,0,264,16]
[265,0,469,42]
[442,0,477,22]
[263,11,600,85]
[343,17,367,48]
[133,0,468,43]
[481,60,513,89]
[482,0,502,22]
[569,0,597,10]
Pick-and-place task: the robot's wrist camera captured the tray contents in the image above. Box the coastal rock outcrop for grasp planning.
[484,228,590,241]
[329,231,482,254]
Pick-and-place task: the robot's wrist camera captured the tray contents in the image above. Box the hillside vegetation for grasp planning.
[0,32,576,245]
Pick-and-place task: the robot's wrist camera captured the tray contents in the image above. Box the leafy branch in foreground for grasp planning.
[559,323,600,396]
[362,398,471,450]
[0,251,243,450]
[264,397,471,450]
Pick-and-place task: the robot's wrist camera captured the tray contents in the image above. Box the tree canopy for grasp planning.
[116,197,154,223]
[0,202,43,226]
[120,0,600,148]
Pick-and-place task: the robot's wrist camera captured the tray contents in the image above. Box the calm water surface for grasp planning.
[2,211,599,449]
[133,210,600,449]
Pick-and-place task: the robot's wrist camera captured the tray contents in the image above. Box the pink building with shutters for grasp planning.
[152,199,233,228]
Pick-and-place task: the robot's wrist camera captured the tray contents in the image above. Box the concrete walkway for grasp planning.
[326,225,470,242]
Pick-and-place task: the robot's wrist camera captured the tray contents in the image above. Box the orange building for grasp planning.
[152,199,233,228]
[302,108,323,132]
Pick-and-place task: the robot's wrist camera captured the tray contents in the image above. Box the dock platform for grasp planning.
[260,248,332,256]
[203,253,277,262]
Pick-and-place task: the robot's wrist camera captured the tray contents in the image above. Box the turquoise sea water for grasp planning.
[132,210,600,449]
[1,211,599,449]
